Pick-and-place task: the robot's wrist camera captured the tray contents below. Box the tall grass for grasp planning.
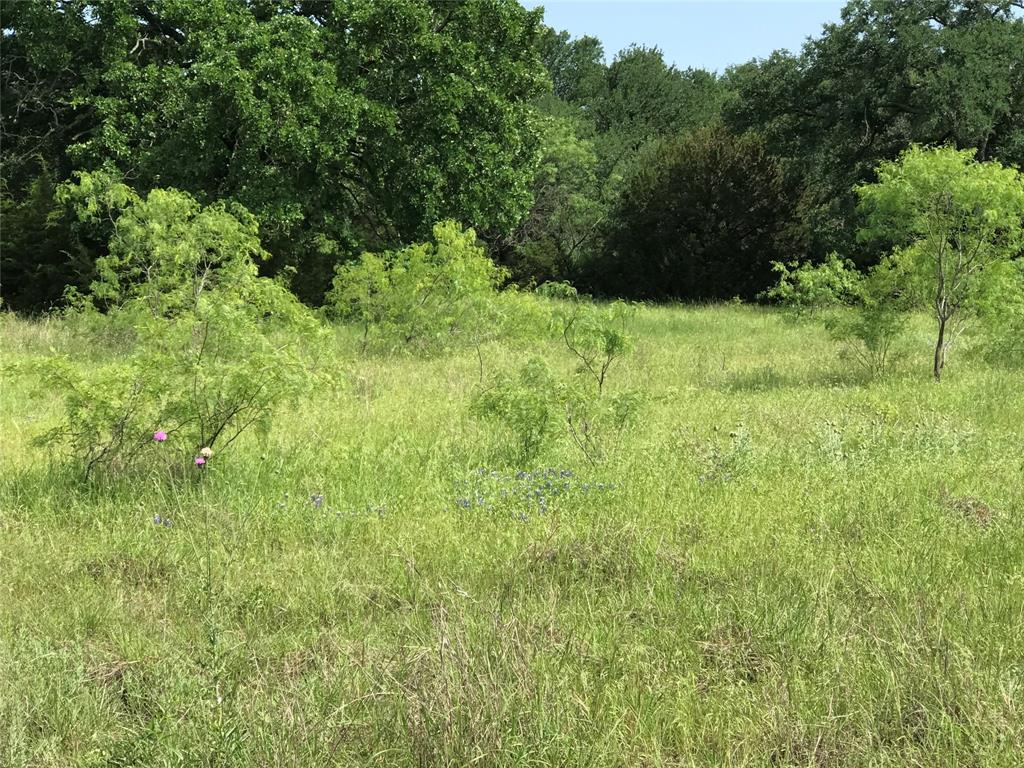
[1,304,1021,767]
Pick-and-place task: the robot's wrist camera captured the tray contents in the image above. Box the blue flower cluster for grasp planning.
[152,514,173,528]
[453,467,616,522]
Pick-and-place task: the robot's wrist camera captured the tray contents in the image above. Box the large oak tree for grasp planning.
[1,0,548,307]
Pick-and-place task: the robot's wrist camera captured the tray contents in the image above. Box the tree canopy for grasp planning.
[2,0,1022,310]
[723,0,1024,261]
[2,0,548,305]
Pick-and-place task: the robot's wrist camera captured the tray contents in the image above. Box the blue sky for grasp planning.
[520,1,848,73]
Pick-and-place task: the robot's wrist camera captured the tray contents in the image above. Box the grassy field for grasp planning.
[1,304,1022,767]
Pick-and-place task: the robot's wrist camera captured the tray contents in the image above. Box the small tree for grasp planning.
[856,146,1024,380]
[41,171,322,477]
[552,297,633,396]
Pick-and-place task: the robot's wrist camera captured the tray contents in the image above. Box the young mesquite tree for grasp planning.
[326,221,507,355]
[856,146,1024,380]
[43,171,323,477]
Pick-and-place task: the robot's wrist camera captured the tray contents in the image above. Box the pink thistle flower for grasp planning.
[153,431,168,442]
[194,456,206,466]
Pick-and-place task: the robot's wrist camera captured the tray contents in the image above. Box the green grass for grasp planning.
[1,304,1022,767]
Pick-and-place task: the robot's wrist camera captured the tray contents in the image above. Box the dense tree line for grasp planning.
[722,0,1024,265]
[2,0,1022,311]
[2,0,548,307]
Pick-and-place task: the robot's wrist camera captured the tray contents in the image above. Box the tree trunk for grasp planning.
[933,315,947,381]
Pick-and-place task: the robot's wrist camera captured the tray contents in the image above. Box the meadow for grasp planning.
[1,304,1022,767]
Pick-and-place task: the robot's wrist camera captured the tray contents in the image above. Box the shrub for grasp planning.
[825,257,913,379]
[559,379,645,464]
[327,221,507,354]
[535,281,580,301]
[38,171,323,477]
[483,286,554,351]
[760,253,863,316]
[473,296,643,465]
[766,253,910,378]
[974,258,1024,367]
[471,357,562,464]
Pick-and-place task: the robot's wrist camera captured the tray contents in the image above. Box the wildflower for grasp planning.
[194,456,206,467]
[310,493,324,509]
[154,514,162,525]
[199,446,213,459]
[153,431,168,442]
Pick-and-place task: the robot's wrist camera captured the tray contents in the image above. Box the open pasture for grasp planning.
[1,305,1021,767]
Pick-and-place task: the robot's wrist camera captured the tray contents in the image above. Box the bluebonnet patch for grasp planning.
[454,467,616,522]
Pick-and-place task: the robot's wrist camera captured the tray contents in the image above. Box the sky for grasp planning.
[520,1,848,73]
